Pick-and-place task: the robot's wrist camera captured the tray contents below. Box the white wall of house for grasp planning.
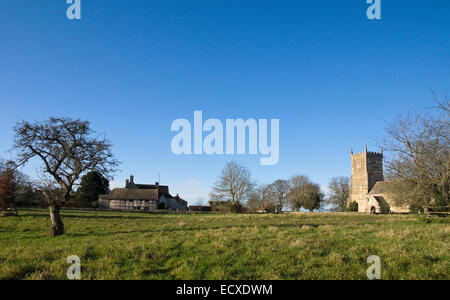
[104,199,158,211]
[159,195,187,211]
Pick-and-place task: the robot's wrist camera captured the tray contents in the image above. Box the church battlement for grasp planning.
[351,151,383,157]
[350,145,383,157]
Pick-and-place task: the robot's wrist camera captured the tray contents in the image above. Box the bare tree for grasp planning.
[1,159,28,184]
[287,175,322,211]
[193,197,206,206]
[37,178,66,231]
[0,159,16,177]
[12,117,119,236]
[379,97,449,208]
[266,179,289,213]
[247,184,272,212]
[246,187,263,212]
[327,176,350,212]
[209,162,255,209]
[287,175,310,211]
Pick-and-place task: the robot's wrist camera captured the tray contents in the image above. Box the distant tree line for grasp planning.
[208,161,355,213]
[0,159,111,210]
[209,162,329,213]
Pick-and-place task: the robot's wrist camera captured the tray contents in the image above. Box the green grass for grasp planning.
[0,209,448,280]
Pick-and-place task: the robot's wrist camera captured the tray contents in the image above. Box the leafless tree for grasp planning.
[378,96,449,208]
[327,176,350,212]
[266,179,289,213]
[0,159,17,177]
[193,197,206,206]
[37,178,66,231]
[12,117,119,236]
[287,175,310,211]
[247,184,272,212]
[209,161,255,207]
[287,175,322,211]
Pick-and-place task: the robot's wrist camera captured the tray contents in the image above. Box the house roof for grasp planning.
[135,184,168,190]
[174,195,187,206]
[126,181,170,197]
[99,188,158,201]
[160,193,188,206]
[136,184,170,196]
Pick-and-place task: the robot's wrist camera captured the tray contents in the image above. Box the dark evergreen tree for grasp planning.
[76,171,109,207]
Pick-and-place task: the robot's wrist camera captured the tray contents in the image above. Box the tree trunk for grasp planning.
[49,204,64,236]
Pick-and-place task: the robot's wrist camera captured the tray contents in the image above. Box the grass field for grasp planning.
[0,208,449,280]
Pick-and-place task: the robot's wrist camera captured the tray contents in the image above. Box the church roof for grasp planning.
[369,181,393,195]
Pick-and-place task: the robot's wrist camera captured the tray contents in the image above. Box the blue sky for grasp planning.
[0,1,449,204]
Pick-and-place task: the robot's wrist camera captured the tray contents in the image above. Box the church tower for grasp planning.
[349,146,384,211]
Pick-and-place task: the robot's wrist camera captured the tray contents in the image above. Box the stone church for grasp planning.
[349,146,409,214]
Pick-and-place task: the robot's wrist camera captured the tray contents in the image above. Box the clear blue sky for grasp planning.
[0,1,449,204]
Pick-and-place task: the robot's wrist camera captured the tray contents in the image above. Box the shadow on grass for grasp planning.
[19,211,378,224]
[67,223,321,238]
[18,212,157,220]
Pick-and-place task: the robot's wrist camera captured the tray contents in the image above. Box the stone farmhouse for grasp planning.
[99,175,188,211]
[349,146,409,214]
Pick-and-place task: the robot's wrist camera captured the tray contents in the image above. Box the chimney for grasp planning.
[155,181,159,188]
[125,179,129,187]
[130,175,134,184]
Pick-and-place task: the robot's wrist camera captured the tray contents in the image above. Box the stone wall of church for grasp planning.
[349,148,384,212]
[366,153,383,192]
[349,152,368,204]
